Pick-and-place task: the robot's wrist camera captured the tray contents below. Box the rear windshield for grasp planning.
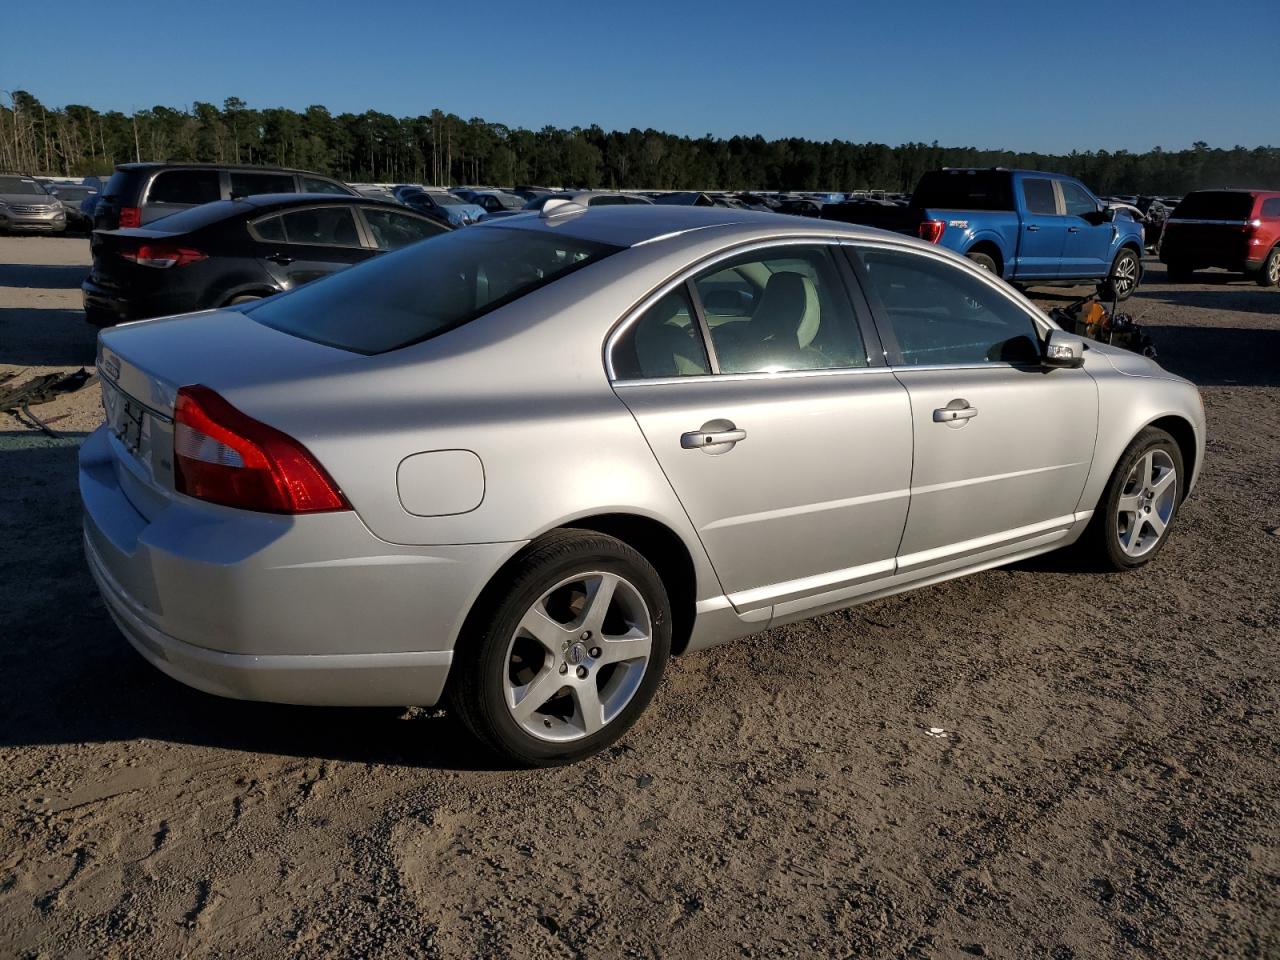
[912,171,1014,211]
[1172,191,1255,221]
[248,226,622,354]
[102,170,132,200]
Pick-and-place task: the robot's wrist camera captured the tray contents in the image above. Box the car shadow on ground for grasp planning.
[1139,287,1280,317]
[0,432,508,772]
[0,263,90,290]
[0,308,98,367]
[1139,324,1280,387]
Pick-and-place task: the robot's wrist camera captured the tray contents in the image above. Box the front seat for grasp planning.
[723,271,819,372]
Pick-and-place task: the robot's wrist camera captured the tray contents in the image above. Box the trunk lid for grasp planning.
[96,309,359,520]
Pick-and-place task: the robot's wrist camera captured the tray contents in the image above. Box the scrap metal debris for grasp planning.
[0,367,98,437]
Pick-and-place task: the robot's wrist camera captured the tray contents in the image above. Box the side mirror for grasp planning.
[1102,206,1117,223]
[1043,329,1086,369]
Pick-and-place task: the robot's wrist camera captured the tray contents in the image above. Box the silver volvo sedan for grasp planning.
[81,203,1206,765]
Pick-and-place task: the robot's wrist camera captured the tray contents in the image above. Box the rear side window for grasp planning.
[855,246,1041,366]
[251,214,286,241]
[1260,198,1280,219]
[278,207,361,246]
[231,172,296,198]
[147,170,221,205]
[693,246,867,374]
[1022,179,1058,216]
[912,171,1015,211]
[301,176,350,195]
[249,226,621,354]
[612,286,710,380]
[1173,192,1255,221]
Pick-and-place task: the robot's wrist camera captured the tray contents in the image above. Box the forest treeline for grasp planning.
[2,90,1277,195]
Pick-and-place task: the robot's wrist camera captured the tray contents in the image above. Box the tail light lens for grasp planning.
[119,244,207,268]
[918,220,946,244]
[173,385,349,514]
[118,206,142,228]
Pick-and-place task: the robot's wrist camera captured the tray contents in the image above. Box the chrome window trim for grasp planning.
[611,364,901,390]
[604,235,874,382]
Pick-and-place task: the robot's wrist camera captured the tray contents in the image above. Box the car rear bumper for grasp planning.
[79,425,521,706]
[81,276,183,322]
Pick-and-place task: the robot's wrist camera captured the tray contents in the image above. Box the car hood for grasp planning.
[1087,340,1190,385]
[0,193,59,206]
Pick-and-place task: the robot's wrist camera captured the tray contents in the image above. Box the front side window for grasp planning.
[692,246,867,374]
[278,206,362,246]
[362,208,447,250]
[612,286,710,380]
[301,176,350,195]
[147,170,221,205]
[250,226,620,354]
[231,172,296,198]
[1060,181,1098,218]
[1022,179,1058,216]
[854,246,1042,366]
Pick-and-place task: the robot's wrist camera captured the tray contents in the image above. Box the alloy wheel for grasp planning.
[1269,254,1280,285]
[1115,449,1177,558]
[503,571,653,742]
[1112,253,1139,297]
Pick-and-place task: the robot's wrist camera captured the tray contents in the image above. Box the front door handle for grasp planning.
[1026,224,1040,232]
[681,420,746,452]
[1068,226,1081,233]
[266,253,294,265]
[933,400,978,424]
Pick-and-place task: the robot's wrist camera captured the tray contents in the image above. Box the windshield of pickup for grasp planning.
[912,171,1014,211]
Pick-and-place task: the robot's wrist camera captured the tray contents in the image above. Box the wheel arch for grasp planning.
[1147,414,1198,501]
[965,239,1004,276]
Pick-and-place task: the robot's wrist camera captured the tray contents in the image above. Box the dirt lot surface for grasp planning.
[1,235,1277,959]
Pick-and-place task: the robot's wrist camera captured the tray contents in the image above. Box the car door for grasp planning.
[849,242,1098,574]
[1016,176,1068,278]
[251,205,374,289]
[610,242,913,616]
[1059,179,1113,278]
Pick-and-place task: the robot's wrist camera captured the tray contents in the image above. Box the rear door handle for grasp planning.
[681,422,746,450]
[266,253,294,265]
[933,401,978,423]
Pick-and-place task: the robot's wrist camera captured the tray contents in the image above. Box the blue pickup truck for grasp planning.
[824,168,1147,299]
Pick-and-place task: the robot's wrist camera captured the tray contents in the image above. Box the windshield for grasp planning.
[0,176,50,196]
[912,171,1014,211]
[249,225,622,354]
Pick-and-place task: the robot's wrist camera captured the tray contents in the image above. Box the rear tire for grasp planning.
[1077,427,1184,571]
[1101,247,1141,300]
[447,530,672,767]
[84,307,116,328]
[966,251,999,274]
[1256,247,1280,288]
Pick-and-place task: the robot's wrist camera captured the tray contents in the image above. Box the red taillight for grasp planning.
[119,243,207,268]
[118,206,142,228]
[173,385,349,514]
[918,219,946,244]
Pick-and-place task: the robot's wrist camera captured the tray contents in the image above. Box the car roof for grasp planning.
[115,162,336,177]
[479,203,892,248]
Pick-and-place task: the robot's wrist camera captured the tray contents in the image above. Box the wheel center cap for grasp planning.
[565,642,588,667]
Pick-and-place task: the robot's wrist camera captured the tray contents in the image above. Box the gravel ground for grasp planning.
[1,236,1277,959]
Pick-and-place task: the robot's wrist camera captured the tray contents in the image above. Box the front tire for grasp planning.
[1101,247,1141,300]
[447,530,672,767]
[1256,247,1280,288]
[1078,427,1184,571]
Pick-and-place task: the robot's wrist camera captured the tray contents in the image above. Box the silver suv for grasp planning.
[0,174,66,233]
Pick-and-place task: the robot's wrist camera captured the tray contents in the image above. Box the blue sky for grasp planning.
[7,0,1277,153]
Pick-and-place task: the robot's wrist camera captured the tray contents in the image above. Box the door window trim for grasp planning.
[841,238,1053,371]
[604,236,887,382]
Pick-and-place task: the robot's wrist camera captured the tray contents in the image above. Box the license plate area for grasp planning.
[102,378,148,460]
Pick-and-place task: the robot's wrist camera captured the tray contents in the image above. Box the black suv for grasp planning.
[92,163,356,232]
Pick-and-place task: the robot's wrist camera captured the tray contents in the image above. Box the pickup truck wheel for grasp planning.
[1102,248,1141,300]
[1256,247,1280,288]
[966,251,998,274]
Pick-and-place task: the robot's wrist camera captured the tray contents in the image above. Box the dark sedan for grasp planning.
[83,194,448,326]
